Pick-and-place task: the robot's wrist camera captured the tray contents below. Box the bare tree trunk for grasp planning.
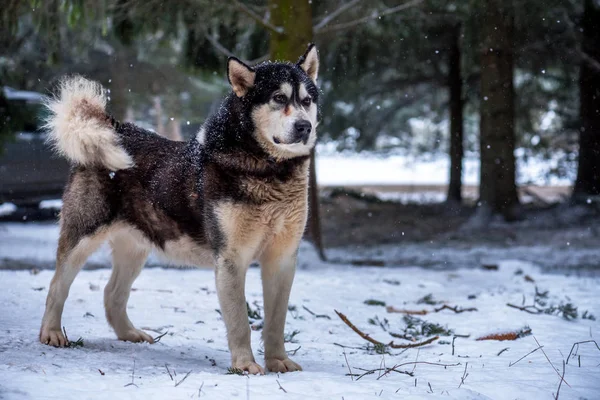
[269,0,326,260]
[471,0,520,227]
[446,24,463,205]
[573,0,600,201]
[153,96,165,136]
[108,46,129,121]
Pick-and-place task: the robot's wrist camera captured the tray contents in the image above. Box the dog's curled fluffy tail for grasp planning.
[44,76,133,171]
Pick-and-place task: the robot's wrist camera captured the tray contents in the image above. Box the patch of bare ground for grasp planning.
[320,186,600,250]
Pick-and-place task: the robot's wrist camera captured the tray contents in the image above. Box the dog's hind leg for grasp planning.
[40,226,107,347]
[104,231,152,343]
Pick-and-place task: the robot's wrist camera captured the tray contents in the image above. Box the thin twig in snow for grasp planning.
[411,348,420,374]
[554,360,566,400]
[124,359,138,388]
[342,348,354,381]
[287,346,301,356]
[62,326,70,344]
[165,363,173,381]
[509,345,543,367]
[302,305,331,319]
[458,362,468,388]
[497,348,509,356]
[276,380,287,393]
[353,361,460,381]
[566,340,600,364]
[506,303,541,314]
[386,304,477,315]
[335,310,439,349]
[333,343,368,351]
[434,305,478,313]
[154,330,169,343]
[533,336,570,388]
[386,307,428,315]
[175,370,192,387]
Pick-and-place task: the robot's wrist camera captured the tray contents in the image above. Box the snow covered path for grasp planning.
[1,253,599,399]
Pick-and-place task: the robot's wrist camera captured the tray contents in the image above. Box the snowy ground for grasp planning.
[314,150,573,187]
[1,226,599,399]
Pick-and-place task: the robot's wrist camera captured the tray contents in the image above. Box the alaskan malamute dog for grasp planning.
[40,44,319,375]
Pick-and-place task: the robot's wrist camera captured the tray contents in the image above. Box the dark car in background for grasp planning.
[0,87,69,207]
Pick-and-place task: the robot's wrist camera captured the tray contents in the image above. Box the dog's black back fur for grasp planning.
[60,61,317,254]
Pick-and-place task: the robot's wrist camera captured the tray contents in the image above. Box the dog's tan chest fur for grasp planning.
[216,163,310,262]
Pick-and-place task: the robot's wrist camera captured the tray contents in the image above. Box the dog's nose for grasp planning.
[293,120,312,143]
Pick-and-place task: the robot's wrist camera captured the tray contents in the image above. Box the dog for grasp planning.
[39,44,320,375]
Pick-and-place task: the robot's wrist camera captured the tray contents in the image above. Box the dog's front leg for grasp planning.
[215,257,264,375]
[260,250,302,373]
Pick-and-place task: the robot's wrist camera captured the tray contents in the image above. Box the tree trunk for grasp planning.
[108,47,129,121]
[472,0,520,226]
[269,0,326,260]
[446,24,464,205]
[573,0,600,201]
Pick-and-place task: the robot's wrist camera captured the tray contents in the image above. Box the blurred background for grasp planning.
[0,0,598,271]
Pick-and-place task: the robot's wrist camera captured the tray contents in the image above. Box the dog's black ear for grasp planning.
[227,57,256,97]
[297,43,319,82]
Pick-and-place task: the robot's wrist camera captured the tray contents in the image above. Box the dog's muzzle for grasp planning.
[292,120,312,144]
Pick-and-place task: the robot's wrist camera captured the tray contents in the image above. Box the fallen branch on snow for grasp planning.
[386,304,477,315]
[352,361,461,381]
[174,370,192,387]
[506,303,541,314]
[565,340,600,365]
[458,362,469,388]
[335,310,439,349]
[302,305,331,319]
[555,360,566,400]
[476,326,531,341]
[533,336,570,389]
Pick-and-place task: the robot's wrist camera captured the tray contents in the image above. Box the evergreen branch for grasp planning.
[231,0,283,34]
[313,0,363,32]
[316,0,424,34]
[580,51,600,73]
[204,33,266,65]
[204,34,237,59]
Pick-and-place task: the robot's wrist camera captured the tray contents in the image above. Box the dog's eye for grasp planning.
[273,94,287,104]
[301,97,312,107]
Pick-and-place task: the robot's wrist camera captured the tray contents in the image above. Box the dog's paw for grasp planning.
[40,327,69,347]
[118,329,154,344]
[266,357,302,373]
[233,360,265,375]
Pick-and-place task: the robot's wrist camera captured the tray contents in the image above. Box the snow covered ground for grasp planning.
[314,150,573,187]
[1,226,599,399]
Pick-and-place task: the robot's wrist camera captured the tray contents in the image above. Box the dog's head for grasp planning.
[227,44,319,160]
